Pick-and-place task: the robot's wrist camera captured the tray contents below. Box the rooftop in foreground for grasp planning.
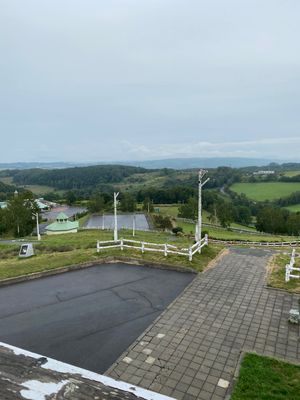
[0,342,174,400]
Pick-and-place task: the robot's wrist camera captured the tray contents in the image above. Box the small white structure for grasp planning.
[45,212,79,235]
[19,243,34,258]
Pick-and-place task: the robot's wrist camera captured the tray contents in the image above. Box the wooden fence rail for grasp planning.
[96,235,208,261]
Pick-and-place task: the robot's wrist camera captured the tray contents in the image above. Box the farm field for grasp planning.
[0,176,61,195]
[283,204,300,213]
[175,219,297,242]
[283,170,300,177]
[230,182,300,201]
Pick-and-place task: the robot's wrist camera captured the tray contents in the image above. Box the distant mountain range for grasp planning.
[0,157,288,170]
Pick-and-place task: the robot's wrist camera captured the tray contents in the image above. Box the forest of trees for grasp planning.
[9,165,149,190]
[1,162,300,238]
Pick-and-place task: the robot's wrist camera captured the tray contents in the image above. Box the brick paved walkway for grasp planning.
[106,248,300,400]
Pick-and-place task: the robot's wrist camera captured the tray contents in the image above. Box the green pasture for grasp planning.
[283,204,300,213]
[175,219,296,242]
[230,182,300,201]
[283,170,300,177]
[0,176,61,196]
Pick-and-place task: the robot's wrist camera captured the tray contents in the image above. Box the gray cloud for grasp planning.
[0,0,299,162]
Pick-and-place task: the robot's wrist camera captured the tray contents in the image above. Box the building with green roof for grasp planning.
[45,212,79,235]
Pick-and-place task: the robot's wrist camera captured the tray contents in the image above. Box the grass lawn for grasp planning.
[283,204,300,213]
[267,249,300,293]
[0,230,223,280]
[231,353,300,400]
[156,205,213,224]
[230,182,300,202]
[175,220,297,242]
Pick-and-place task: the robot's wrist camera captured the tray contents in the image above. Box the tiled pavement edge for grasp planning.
[106,247,300,400]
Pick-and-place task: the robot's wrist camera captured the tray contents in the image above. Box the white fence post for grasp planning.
[285,249,299,282]
[285,264,290,282]
[205,234,208,245]
[96,235,209,261]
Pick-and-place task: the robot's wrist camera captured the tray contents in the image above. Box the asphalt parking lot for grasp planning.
[0,263,194,373]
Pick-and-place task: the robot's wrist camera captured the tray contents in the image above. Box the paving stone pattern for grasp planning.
[107,248,300,400]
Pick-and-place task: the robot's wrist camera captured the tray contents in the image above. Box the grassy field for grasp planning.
[267,249,300,293]
[0,176,62,196]
[231,353,300,400]
[230,182,300,201]
[0,230,222,280]
[283,170,300,177]
[283,204,300,213]
[175,219,296,242]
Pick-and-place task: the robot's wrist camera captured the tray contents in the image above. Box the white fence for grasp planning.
[211,239,300,247]
[96,234,208,261]
[285,249,300,282]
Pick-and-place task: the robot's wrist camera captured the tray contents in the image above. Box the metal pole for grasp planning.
[114,192,119,241]
[35,213,41,241]
[102,212,104,230]
[132,215,135,237]
[197,169,209,251]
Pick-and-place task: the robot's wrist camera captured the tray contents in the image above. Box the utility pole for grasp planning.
[197,169,210,248]
[132,214,136,237]
[114,192,119,241]
[102,212,105,230]
[33,212,41,241]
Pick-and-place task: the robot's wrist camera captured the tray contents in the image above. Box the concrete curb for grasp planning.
[0,256,196,288]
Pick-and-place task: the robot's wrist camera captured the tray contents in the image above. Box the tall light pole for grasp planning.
[197,169,210,245]
[114,192,119,241]
[33,212,41,241]
[132,214,136,237]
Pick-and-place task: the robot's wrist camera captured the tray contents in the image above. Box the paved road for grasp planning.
[85,213,150,231]
[107,248,300,400]
[0,263,194,374]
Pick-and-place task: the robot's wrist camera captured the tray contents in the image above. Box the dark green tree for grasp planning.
[178,197,197,220]
[88,193,105,213]
[216,201,234,228]
[142,197,154,213]
[120,193,136,212]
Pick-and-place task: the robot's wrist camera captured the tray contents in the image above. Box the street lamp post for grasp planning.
[133,214,136,237]
[196,170,210,249]
[113,192,119,241]
[33,212,41,241]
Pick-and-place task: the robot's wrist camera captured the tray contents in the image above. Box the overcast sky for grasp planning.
[1,0,299,162]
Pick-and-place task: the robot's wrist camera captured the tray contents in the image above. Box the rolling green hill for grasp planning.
[230,182,300,201]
